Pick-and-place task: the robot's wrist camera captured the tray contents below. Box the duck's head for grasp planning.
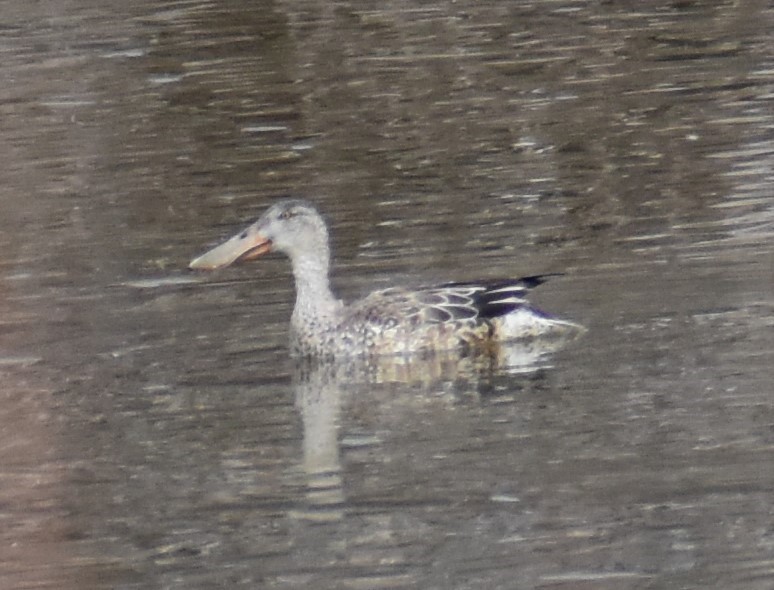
[189,199,328,270]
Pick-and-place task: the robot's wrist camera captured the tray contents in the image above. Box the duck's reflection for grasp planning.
[289,334,579,521]
[291,362,346,522]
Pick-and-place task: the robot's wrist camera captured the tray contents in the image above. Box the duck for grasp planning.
[189,199,583,358]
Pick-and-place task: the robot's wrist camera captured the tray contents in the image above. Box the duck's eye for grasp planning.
[279,209,297,220]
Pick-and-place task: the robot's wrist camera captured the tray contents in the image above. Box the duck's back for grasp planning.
[311,277,578,357]
[341,286,489,356]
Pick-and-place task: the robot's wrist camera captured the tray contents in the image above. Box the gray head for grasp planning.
[189,199,330,271]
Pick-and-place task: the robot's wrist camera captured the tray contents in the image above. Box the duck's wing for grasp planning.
[438,274,560,320]
[350,274,560,328]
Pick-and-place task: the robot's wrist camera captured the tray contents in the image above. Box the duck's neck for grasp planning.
[289,248,342,336]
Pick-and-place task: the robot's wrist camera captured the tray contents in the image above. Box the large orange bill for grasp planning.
[189,229,272,270]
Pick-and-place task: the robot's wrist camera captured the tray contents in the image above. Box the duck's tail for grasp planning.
[472,275,585,340]
[494,305,586,340]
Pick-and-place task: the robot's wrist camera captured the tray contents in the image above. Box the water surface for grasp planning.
[1,1,773,588]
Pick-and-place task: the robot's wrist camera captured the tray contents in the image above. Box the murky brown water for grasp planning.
[1,1,773,588]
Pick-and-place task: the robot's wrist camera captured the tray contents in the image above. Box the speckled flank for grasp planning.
[191,199,584,358]
[289,294,582,358]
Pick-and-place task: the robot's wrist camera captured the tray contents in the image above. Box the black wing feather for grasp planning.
[469,274,562,320]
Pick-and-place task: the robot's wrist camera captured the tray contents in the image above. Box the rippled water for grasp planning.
[1,1,773,589]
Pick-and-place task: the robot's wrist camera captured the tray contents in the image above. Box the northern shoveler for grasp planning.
[189,199,583,357]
